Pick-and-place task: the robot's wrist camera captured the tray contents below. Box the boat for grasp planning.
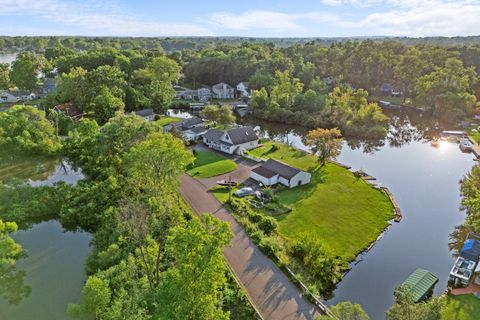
[216,179,238,187]
[460,138,473,153]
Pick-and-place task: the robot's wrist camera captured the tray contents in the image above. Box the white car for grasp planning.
[234,187,255,197]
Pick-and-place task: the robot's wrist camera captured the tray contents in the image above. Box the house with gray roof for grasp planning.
[251,159,311,188]
[212,82,235,99]
[203,126,258,154]
[135,109,156,121]
[164,117,207,141]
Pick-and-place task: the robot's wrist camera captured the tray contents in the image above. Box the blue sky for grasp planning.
[1,0,479,37]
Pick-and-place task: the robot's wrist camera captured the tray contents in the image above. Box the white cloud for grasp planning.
[208,10,341,32]
[0,0,211,36]
[360,0,480,36]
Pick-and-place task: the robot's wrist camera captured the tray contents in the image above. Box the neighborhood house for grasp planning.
[251,159,311,188]
[0,90,36,103]
[163,117,207,141]
[203,126,258,154]
[212,82,235,99]
[237,82,251,98]
[135,109,156,121]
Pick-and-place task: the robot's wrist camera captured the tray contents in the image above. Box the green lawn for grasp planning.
[249,141,394,261]
[246,141,317,171]
[187,151,237,179]
[156,116,182,127]
[442,294,480,320]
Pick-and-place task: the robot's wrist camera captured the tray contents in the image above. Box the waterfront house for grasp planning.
[251,159,311,188]
[37,78,56,97]
[135,109,156,121]
[212,82,235,99]
[399,269,438,303]
[237,82,251,98]
[175,86,212,102]
[203,126,258,154]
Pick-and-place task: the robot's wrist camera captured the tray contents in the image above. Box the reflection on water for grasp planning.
[0,157,90,320]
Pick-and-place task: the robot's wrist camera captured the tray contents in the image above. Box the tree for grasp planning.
[0,63,10,89]
[270,70,304,109]
[386,285,443,320]
[0,105,61,154]
[318,301,369,320]
[415,58,478,120]
[306,128,342,167]
[156,214,232,320]
[200,105,236,128]
[89,87,125,124]
[0,220,31,305]
[124,132,194,197]
[10,51,43,91]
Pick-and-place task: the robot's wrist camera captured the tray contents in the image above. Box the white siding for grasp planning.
[288,172,312,188]
[250,172,278,186]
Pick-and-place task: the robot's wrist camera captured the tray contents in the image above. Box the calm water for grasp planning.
[0,52,17,65]
[241,109,476,319]
[0,160,91,320]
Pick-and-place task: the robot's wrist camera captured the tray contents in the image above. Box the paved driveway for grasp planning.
[180,174,319,320]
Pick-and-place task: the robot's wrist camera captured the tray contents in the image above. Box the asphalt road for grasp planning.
[180,174,319,320]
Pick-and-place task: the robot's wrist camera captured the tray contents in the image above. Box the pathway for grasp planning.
[180,174,320,320]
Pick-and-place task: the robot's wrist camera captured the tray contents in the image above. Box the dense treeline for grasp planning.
[4,35,480,53]
[178,41,480,126]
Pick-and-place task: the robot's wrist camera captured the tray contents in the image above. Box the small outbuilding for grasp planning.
[135,109,156,121]
[251,159,311,188]
[400,268,438,303]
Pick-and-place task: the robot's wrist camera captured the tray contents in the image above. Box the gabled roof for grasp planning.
[180,117,204,129]
[135,109,155,117]
[401,269,438,303]
[226,126,257,145]
[212,82,233,90]
[204,129,224,142]
[253,159,303,181]
[460,239,480,261]
[187,126,208,134]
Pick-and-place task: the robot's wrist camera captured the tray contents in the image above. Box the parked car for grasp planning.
[234,187,254,197]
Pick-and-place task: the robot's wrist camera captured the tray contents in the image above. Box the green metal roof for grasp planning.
[401,269,439,303]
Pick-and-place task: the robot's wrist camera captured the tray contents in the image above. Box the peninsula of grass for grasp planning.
[187,150,237,179]
[156,116,182,127]
[247,141,394,261]
[442,294,480,320]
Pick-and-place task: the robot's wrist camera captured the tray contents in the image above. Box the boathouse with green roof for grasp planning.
[400,268,439,303]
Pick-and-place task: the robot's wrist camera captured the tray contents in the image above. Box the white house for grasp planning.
[212,82,235,99]
[175,86,212,102]
[251,159,311,188]
[203,126,258,154]
[237,82,251,98]
[0,90,36,103]
[135,109,156,121]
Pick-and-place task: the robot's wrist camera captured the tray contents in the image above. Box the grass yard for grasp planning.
[156,116,182,127]
[249,141,394,261]
[247,141,317,171]
[442,294,480,320]
[187,150,237,179]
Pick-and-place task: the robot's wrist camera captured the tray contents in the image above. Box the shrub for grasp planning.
[258,216,278,235]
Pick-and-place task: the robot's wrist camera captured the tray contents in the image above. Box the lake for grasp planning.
[0,159,91,320]
[239,108,476,319]
[0,52,17,65]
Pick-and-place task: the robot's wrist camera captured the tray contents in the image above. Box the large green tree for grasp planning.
[0,105,61,154]
[386,285,443,320]
[10,51,43,91]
